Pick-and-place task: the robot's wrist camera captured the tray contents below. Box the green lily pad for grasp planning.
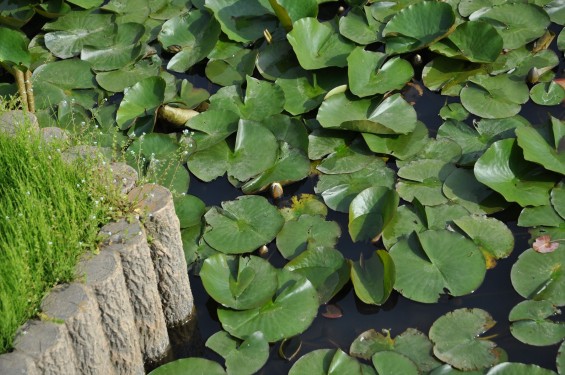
[439,103,469,122]
[424,203,470,231]
[474,138,556,207]
[422,56,486,96]
[200,253,278,310]
[276,214,341,260]
[289,349,362,375]
[429,308,499,371]
[339,6,383,45]
[317,91,417,135]
[174,194,206,229]
[350,250,395,305]
[530,81,565,106]
[205,331,269,375]
[485,362,557,375]
[203,195,284,254]
[187,140,231,182]
[285,246,349,304]
[205,0,277,43]
[315,159,395,213]
[145,157,190,194]
[453,215,514,268]
[43,10,114,59]
[268,0,318,31]
[397,137,461,166]
[218,268,319,342]
[96,55,161,93]
[0,26,30,67]
[396,159,455,206]
[558,341,565,374]
[148,358,226,375]
[349,186,399,242]
[516,121,565,175]
[308,129,354,161]
[362,121,429,161]
[347,48,414,97]
[186,109,239,151]
[552,183,565,220]
[206,40,258,86]
[469,3,550,49]
[127,130,179,159]
[256,36,300,80]
[279,194,329,221]
[440,21,503,63]
[116,76,165,130]
[372,351,418,375]
[158,10,221,72]
[509,300,565,346]
[518,205,564,228]
[317,140,376,175]
[101,0,153,24]
[382,1,455,54]
[389,230,486,303]
[511,245,565,306]
[287,17,356,70]
[382,205,425,250]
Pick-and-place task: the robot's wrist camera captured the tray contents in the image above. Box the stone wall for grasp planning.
[0,111,195,374]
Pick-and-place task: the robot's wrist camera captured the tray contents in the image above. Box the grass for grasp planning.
[0,103,128,353]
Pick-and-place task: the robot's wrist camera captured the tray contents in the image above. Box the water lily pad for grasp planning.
[530,81,565,106]
[205,0,277,43]
[518,205,563,228]
[289,349,362,375]
[218,268,319,342]
[422,56,486,96]
[201,253,277,310]
[158,10,221,72]
[372,351,418,375]
[440,21,503,63]
[339,6,383,45]
[145,157,190,194]
[317,140,376,175]
[279,194,329,221]
[205,331,268,375]
[315,159,395,213]
[362,121,429,161]
[308,129,354,160]
[174,194,206,229]
[96,55,161,93]
[390,230,486,303]
[206,40,258,86]
[511,245,565,306]
[439,103,469,122]
[43,10,114,58]
[148,357,226,375]
[116,76,165,130]
[187,140,231,182]
[0,26,30,67]
[429,308,499,371]
[516,122,565,175]
[396,159,455,206]
[558,341,565,374]
[349,186,399,242]
[186,109,239,151]
[347,48,414,97]
[276,214,341,259]
[382,205,425,250]
[485,362,557,375]
[509,300,565,346]
[285,246,349,304]
[469,3,550,50]
[382,1,455,54]
[350,250,395,305]
[269,0,318,30]
[256,36,300,80]
[474,139,556,207]
[317,91,417,135]
[287,17,355,70]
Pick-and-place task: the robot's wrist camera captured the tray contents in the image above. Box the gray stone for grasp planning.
[0,110,39,135]
[108,162,138,194]
[128,184,193,325]
[61,145,111,164]
[40,127,70,145]
[77,250,144,375]
[0,351,39,375]
[99,219,170,361]
[41,283,115,375]
[14,320,79,375]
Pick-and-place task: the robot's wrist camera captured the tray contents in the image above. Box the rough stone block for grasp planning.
[0,351,39,375]
[0,110,39,135]
[108,162,138,194]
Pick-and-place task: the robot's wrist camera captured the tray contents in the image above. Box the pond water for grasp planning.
[182,75,565,373]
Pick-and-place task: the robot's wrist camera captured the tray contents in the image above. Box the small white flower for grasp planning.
[26,191,30,195]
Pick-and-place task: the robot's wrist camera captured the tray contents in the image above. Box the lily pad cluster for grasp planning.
[1,0,565,373]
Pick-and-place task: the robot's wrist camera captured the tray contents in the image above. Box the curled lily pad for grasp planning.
[200,253,278,310]
[422,56,486,96]
[276,214,340,259]
[339,6,383,45]
[0,26,30,67]
[511,245,565,306]
[287,17,355,70]
[348,186,399,242]
[268,0,318,30]
[382,205,425,250]
[116,76,165,130]
[372,351,418,375]
[516,120,565,175]
[350,250,395,306]
[289,349,362,375]
[382,1,455,54]
[203,196,284,254]
[429,308,499,371]
[474,139,556,207]
[509,300,565,346]
[218,268,319,342]
[205,331,269,375]
[390,230,486,303]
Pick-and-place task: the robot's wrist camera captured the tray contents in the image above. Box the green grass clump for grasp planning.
[0,116,124,353]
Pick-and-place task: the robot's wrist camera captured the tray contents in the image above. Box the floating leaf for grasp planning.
[206,40,258,86]
[321,304,343,319]
[440,21,503,63]
[422,56,486,96]
[474,139,556,207]
[348,186,399,242]
[218,268,319,342]
[390,230,486,303]
[439,103,469,122]
[289,349,362,375]
[533,235,560,254]
[372,351,418,375]
[287,17,356,70]
[362,121,429,161]
[516,122,565,175]
[0,26,30,67]
[96,55,161,93]
[511,245,565,306]
[187,140,231,182]
[382,1,455,54]
[382,205,425,250]
[339,6,383,45]
[203,195,284,254]
[205,331,269,375]
[148,358,226,375]
[530,81,565,106]
[350,250,395,306]
[275,69,336,116]
[485,362,557,375]
[396,159,455,206]
[429,308,499,371]
[116,76,165,130]
[509,300,565,346]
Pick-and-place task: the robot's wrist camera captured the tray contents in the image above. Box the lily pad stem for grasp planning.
[24,70,34,113]
[14,69,28,112]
